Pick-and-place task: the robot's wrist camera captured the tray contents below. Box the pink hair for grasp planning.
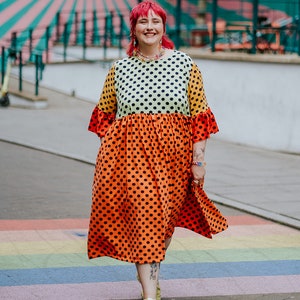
[127,0,174,56]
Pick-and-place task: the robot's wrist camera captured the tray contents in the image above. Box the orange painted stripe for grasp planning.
[227,215,272,226]
[0,215,271,231]
[0,219,89,231]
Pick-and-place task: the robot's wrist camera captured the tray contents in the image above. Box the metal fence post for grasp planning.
[19,51,23,92]
[104,15,108,60]
[211,0,218,52]
[45,26,50,63]
[74,11,79,45]
[298,0,300,56]
[11,32,17,52]
[175,0,181,49]
[56,12,61,43]
[29,28,33,61]
[1,47,5,85]
[110,11,114,46]
[92,9,97,45]
[63,22,68,62]
[119,14,124,57]
[251,0,258,54]
[82,19,86,60]
[35,54,39,96]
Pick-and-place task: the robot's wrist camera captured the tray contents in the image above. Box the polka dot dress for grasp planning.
[88,51,228,264]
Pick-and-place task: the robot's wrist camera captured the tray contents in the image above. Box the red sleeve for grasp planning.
[88,106,115,138]
[191,107,219,143]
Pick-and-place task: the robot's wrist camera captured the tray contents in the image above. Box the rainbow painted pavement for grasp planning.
[1,213,300,299]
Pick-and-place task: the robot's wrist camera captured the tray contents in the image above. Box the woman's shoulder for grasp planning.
[173,49,192,59]
[168,50,193,65]
[113,56,137,69]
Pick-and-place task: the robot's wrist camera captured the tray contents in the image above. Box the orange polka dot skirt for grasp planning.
[88,113,228,264]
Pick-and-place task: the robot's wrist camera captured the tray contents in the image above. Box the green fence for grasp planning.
[1,0,299,97]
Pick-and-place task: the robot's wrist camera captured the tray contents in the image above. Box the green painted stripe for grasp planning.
[33,0,67,53]
[59,0,78,44]
[206,2,250,23]
[16,0,56,56]
[253,0,297,17]
[122,0,133,11]
[165,247,300,264]
[101,0,109,14]
[1,247,300,270]
[0,253,128,270]
[156,0,196,29]
[0,0,17,12]
[75,0,86,45]
[0,0,39,40]
[91,0,100,44]
[112,0,129,35]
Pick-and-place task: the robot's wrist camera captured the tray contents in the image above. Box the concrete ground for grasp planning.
[0,55,300,299]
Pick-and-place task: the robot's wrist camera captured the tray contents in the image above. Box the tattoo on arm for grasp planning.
[193,147,205,161]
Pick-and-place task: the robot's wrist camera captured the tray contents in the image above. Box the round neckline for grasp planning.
[133,49,177,63]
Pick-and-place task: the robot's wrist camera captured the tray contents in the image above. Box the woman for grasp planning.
[87,1,228,299]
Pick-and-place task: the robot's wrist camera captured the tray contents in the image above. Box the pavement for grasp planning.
[0,48,300,299]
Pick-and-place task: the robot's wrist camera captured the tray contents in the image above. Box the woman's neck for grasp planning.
[135,45,166,62]
[138,45,161,57]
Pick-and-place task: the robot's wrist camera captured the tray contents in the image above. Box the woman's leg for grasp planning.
[165,237,172,250]
[136,262,160,299]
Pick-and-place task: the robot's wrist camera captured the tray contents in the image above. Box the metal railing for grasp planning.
[1,1,299,97]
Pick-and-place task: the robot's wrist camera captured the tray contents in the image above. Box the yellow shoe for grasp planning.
[156,282,161,300]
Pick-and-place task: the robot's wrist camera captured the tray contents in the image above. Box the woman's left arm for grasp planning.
[192,139,207,182]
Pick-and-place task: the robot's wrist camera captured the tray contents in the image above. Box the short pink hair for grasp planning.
[127,0,174,56]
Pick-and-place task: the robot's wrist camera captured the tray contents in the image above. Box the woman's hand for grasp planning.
[191,165,205,187]
[192,139,207,187]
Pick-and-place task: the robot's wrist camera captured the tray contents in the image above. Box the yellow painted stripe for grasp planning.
[1,235,300,256]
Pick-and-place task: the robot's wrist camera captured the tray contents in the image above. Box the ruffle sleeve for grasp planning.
[88,64,117,137]
[188,62,219,142]
[88,106,116,137]
[191,107,219,143]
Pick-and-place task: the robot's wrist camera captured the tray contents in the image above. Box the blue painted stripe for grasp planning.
[1,260,300,286]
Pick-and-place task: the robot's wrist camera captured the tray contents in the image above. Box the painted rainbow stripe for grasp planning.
[1,216,300,299]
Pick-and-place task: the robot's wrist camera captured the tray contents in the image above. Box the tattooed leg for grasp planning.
[136,262,160,299]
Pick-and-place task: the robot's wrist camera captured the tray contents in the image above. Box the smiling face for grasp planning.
[135,9,164,49]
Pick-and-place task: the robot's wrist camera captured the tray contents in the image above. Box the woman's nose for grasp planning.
[146,21,153,29]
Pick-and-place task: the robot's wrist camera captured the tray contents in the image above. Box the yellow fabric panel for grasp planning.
[188,63,209,116]
[97,65,117,114]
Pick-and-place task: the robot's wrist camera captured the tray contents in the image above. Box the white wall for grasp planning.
[195,59,300,153]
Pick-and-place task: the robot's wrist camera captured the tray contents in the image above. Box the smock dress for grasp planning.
[88,50,228,264]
